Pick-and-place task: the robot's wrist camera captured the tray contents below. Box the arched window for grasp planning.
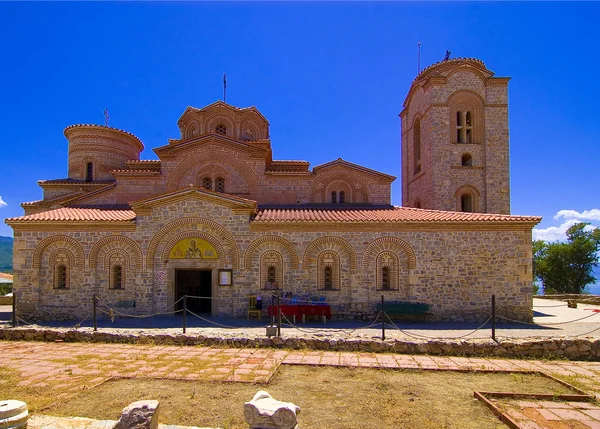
[381,266,390,290]
[215,177,225,193]
[55,264,68,289]
[461,154,473,167]
[317,251,340,290]
[339,191,345,203]
[215,124,227,135]
[261,251,283,290]
[111,266,123,289]
[85,162,93,182]
[461,193,473,212]
[324,266,333,290]
[331,191,337,204]
[376,251,398,291]
[202,177,212,190]
[413,117,421,174]
[456,110,474,143]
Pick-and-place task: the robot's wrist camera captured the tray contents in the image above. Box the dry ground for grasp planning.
[1,364,577,429]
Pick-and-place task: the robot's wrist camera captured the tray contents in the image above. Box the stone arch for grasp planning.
[160,231,227,263]
[89,235,142,270]
[48,248,75,289]
[361,237,416,271]
[146,217,239,269]
[244,235,299,270]
[185,120,199,139]
[454,184,481,199]
[240,119,260,140]
[165,145,260,195]
[303,236,357,270]
[33,235,84,269]
[102,248,131,272]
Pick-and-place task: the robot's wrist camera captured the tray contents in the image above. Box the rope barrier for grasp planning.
[384,312,493,340]
[278,312,383,335]
[185,308,270,329]
[95,296,184,319]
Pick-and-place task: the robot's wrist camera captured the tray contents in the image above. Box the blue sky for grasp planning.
[0,1,599,241]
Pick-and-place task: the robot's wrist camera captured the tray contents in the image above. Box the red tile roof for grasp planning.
[5,208,136,223]
[252,206,541,224]
[0,273,13,281]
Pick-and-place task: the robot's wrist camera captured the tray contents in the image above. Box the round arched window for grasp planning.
[461,154,473,167]
[215,124,227,135]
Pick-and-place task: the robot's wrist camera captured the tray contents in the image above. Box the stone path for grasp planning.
[2,340,600,428]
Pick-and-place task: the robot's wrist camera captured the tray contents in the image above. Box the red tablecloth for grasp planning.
[268,304,331,319]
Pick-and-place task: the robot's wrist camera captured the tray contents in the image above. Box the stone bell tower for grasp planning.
[400,57,511,214]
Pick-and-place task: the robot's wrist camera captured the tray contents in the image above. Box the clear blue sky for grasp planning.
[1,2,599,240]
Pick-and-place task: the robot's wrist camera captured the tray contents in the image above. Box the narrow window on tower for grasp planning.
[202,177,212,190]
[331,191,337,204]
[85,162,93,182]
[465,111,473,143]
[339,191,345,203]
[456,111,463,143]
[413,117,421,174]
[461,154,473,167]
[461,193,473,212]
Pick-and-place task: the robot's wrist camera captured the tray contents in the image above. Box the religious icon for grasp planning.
[185,240,202,258]
[219,269,232,286]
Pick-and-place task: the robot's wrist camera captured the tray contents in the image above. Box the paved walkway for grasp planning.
[2,340,600,428]
[2,298,600,340]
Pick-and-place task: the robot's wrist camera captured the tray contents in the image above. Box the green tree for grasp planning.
[534,222,600,294]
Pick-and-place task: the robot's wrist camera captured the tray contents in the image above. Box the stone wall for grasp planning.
[11,196,534,323]
[1,327,598,361]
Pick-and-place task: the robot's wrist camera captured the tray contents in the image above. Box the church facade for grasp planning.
[6,58,540,322]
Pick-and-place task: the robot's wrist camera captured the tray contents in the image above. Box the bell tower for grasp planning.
[400,58,511,214]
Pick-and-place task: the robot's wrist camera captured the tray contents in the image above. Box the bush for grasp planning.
[0,284,12,296]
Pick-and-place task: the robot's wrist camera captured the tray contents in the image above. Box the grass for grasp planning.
[3,365,578,429]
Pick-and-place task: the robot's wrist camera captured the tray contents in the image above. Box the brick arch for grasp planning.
[146,217,239,269]
[89,235,142,270]
[361,237,416,271]
[165,145,260,195]
[446,67,488,85]
[303,236,357,270]
[243,235,299,270]
[102,248,131,271]
[239,119,261,140]
[448,90,485,145]
[33,235,84,269]
[454,184,481,199]
[205,114,236,137]
[310,173,371,203]
[160,231,226,263]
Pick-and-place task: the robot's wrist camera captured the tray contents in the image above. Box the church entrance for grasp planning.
[175,269,212,314]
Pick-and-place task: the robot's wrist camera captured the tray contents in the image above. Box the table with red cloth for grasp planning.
[268,304,331,320]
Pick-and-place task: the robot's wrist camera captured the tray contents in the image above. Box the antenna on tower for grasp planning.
[223,73,227,103]
[103,109,110,127]
[417,42,422,74]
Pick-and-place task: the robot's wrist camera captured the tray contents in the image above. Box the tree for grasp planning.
[534,222,600,294]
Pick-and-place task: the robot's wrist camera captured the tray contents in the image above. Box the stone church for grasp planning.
[6,58,541,322]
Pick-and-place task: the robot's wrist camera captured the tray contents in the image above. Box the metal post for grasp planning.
[491,294,496,342]
[381,295,385,341]
[183,295,187,334]
[11,292,16,327]
[93,294,97,332]
[277,295,281,337]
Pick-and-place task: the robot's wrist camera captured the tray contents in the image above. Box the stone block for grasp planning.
[244,391,300,429]
[113,400,159,429]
